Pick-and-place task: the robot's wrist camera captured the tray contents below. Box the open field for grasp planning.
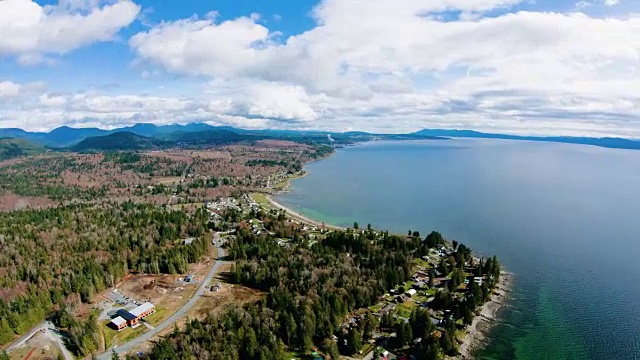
[7,332,60,360]
[170,202,205,211]
[155,176,182,185]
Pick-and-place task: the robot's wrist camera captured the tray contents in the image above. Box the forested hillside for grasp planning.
[0,138,45,161]
[0,202,210,349]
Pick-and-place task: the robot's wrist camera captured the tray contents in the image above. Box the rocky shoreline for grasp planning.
[456,271,514,359]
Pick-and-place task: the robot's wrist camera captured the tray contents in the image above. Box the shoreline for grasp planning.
[264,194,345,231]
[456,271,513,359]
[262,153,345,231]
[262,149,512,359]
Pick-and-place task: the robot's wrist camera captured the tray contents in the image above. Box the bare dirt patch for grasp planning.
[8,331,60,360]
[0,192,55,212]
[124,259,262,356]
[189,150,233,160]
[191,284,262,320]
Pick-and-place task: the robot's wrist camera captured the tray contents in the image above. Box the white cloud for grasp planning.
[130,16,273,77]
[127,1,640,137]
[0,0,140,58]
[3,0,640,137]
[0,81,22,98]
[38,93,68,106]
[205,80,320,121]
[0,80,46,99]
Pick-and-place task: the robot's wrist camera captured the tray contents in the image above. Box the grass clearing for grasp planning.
[369,302,384,313]
[357,344,374,358]
[103,322,148,349]
[171,202,205,211]
[396,302,415,318]
[250,193,271,207]
[415,257,432,268]
[154,176,182,185]
[144,306,170,326]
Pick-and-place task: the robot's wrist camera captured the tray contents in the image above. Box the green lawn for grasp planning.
[396,280,414,291]
[369,302,384,313]
[396,302,415,318]
[103,322,148,349]
[357,344,374,358]
[144,306,170,326]
[414,257,433,268]
[250,192,268,205]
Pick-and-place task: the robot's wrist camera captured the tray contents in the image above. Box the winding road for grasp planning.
[97,243,227,360]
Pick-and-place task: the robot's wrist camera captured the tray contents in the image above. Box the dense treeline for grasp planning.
[246,159,303,173]
[134,222,500,360]
[0,202,210,347]
[246,159,290,167]
[132,222,429,360]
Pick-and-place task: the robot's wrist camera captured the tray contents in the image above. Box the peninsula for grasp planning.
[0,131,509,360]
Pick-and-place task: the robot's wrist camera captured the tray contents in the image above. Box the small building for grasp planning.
[111,302,156,330]
[109,316,127,331]
[129,302,156,320]
[405,289,417,297]
[185,275,194,283]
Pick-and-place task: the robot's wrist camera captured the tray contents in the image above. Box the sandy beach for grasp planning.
[456,271,513,359]
[265,194,345,231]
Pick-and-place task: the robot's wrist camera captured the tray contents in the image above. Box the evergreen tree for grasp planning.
[322,338,341,360]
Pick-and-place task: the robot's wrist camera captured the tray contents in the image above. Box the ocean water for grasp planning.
[276,139,640,360]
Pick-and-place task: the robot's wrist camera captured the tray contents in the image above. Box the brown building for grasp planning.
[109,302,156,330]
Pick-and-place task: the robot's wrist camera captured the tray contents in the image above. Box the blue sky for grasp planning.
[0,0,639,137]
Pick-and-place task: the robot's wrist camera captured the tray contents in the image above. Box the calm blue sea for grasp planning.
[276,139,640,360]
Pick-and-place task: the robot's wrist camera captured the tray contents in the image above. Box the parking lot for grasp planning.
[97,289,147,321]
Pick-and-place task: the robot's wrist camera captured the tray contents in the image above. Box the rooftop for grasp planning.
[110,316,127,327]
[129,302,155,318]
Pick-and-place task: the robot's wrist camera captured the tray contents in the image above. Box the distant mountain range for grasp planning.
[0,123,638,154]
[71,132,169,152]
[412,129,640,150]
[0,123,443,151]
[0,123,228,148]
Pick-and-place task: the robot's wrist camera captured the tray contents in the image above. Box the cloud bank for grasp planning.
[1,0,640,137]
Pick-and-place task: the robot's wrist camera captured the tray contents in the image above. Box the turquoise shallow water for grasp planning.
[276,139,640,360]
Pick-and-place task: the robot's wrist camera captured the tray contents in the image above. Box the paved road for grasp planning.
[97,244,227,360]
